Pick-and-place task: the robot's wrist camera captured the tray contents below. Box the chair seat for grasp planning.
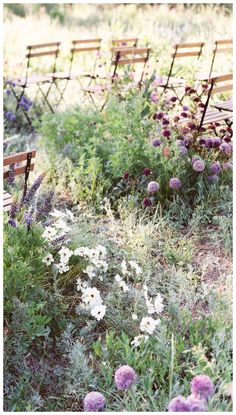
[198,110,233,125]
[47,71,98,80]
[3,191,12,212]
[197,71,222,81]
[211,98,233,112]
[11,74,53,87]
[154,75,186,88]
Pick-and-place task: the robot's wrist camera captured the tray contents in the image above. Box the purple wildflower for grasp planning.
[170,177,182,189]
[7,163,15,187]
[179,146,188,156]
[168,395,191,412]
[191,375,215,400]
[147,181,160,193]
[162,118,170,126]
[155,111,165,120]
[193,159,205,172]
[182,105,189,111]
[219,142,232,154]
[212,137,222,148]
[181,112,188,118]
[199,138,206,145]
[209,161,221,175]
[24,211,33,231]
[222,162,233,171]
[205,138,213,149]
[142,197,152,207]
[9,203,18,219]
[143,167,151,176]
[114,365,137,390]
[152,138,162,147]
[170,96,178,103]
[5,89,11,96]
[22,175,44,205]
[8,218,17,228]
[207,175,219,184]
[192,156,201,164]
[224,135,232,143]
[5,111,16,121]
[186,394,208,412]
[83,391,106,412]
[123,171,129,180]
[150,92,158,103]
[187,122,197,131]
[36,190,54,220]
[162,129,171,138]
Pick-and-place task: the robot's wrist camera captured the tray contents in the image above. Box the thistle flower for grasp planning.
[143,167,151,176]
[170,96,178,102]
[155,111,165,120]
[114,365,137,390]
[168,395,191,412]
[191,375,215,400]
[181,112,188,118]
[193,160,205,172]
[179,146,188,156]
[162,118,170,126]
[22,175,44,205]
[207,175,218,184]
[205,138,213,149]
[152,138,162,147]
[222,162,233,171]
[147,181,160,193]
[212,137,221,148]
[162,129,171,138]
[123,171,129,180]
[219,142,232,154]
[83,391,106,412]
[209,161,221,175]
[186,394,208,412]
[142,198,152,207]
[170,177,182,189]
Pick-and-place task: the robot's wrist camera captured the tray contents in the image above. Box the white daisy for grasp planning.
[81,287,102,308]
[83,266,96,279]
[140,317,160,335]
[59,246,73,263]
[120,281,130,293]
[114,274,122,283]
[42,253,54,266]
[56,263,70,274]
[49,209,65,219]
[121,260,128,275]
[76,277,83,291]
[91,304,106,321]
[154,294,164,314]
[129,260,142,275]
[132,314,138,320]
[42,226,57,240]
[54,220,70,232]
[131,335,149,347]
[74,247,90,257]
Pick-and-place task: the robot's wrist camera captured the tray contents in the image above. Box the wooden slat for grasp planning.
[209,74,233,83]
[3,203,12,212]
[112,57,147,65]
[172,51,201,58]
[4,164,34,180]
[215,39,232,45]
[4,150,36,167]
[72,46,101,53]
[72,38,101,44]
[26,50,58,58]
[112,38,138,44]
[27,42,60,49]
[112,47,149,55]
[202,112,233,122]
[214,47,233,54]
[3,194,12,202]
[212,84,233,94]
[175,42,204,48]
[212,99,233,111]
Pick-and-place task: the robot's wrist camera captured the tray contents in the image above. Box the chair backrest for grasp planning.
[69,38,102,79]
[25,42,61,83]
[199,74,233,128]
[3,150,36,180]
[111,47,151,85]
[112,38,138,48]
[208,39,233,78]
[166,42,205,87]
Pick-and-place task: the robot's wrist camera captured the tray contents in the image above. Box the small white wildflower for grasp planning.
[91,304,106,321]
[81,281,88,292]
[132,314,138,320]
[83,266,97,279]
[96,244,107,258]
[42,226,57,240]
[91,258,108,272]
[54,220,70,232]
[143,284,148,292]
[66,209,75,221]
[131,335,149,347]
[140,316,160,335]
[76,277,83,291]
[129,260,142,275]
[121,260,128,275]
[114,274,122,283]
[56,263,70,274]
[99,276,104,281]
[42,253,54,266]
[49,209,65,218]
[120,281,130,293]
[81,287,102,308]
[74,247,90,257]
[59,246,73,263]
[146,299,156,315]
[154,294,164,314]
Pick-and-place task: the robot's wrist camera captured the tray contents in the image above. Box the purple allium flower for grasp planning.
[170,96,178,102]
[219,142,232,154]
[7,163,15,187]
[191,375,215,400]
[155,111,165,120]
[179,146,188,156]
[162,129,171,138]
[83,391,106,412]
[209,161,221,175]
[143,167,151,176]
[193,160,205,172]
[5,89,11,96]
[222,162,233,171]
[5,111,16,121]
[212,137,222,148]
[192,156,201,164]
[150,92,158,103]
[22,175,44,205]
[170,177,182,189]
[152,138,162,147]
[123,171,129,180]
[186,394,208,412]
[147,181,160,193]
[168,395,191,412]
[142,197,152,207]
[224,135,232,143]
[114,365,137,390]
[207,175,219,184]
[185,86,192,93]
[181,112,188,118]
[187,122,197,131]
[162,118,170,126]
[8,218,17,228]
[205,138,213,149]
[182,105,189,111]
[199,138,206,145]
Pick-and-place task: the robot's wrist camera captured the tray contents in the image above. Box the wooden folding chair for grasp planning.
[155,42,205,100]
[50,38,102,106]
[3,150,36,212]
[111,38,138,48]
[84,46,151,110]
[198,39,233,81]
[8,42,61,122]
[198,74,233,129]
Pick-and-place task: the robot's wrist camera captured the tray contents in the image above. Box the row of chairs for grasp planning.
[5,37,232,123]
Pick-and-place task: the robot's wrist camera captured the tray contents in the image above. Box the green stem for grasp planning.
[169,333,175,398]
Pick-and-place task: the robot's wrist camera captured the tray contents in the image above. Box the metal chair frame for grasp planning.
[208,39,233,79]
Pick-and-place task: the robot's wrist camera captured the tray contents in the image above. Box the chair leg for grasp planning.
[10,85,33,127]
[38,84,55,113]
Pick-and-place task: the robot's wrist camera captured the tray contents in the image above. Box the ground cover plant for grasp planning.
[3,3,233,413]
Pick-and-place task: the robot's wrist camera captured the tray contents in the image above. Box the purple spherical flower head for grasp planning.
[182,105,189,111]
[181,111,188,118]
[114,365,137,390]
[143,167,151,176]
[155,111,165,120]
[205,138,213,149]
[212,137,221,148]
[170,96,178,102]
[193,160,205,172]
[223,162,233,171]
[152,138,162,147]
[186,394,208,412]
[123,171,129,180]
[168,395,191,412]
[142,197,152,207]
[147,181,160,193]
[191,375,215,400]
[220,142,232,154]
[162,129,171,138]
[209,161,221,175]
[162,118,170,126]
[150,92,158,103]
[170,177,182,189]
[8,218,17,228]
[83,391,106,412]
[179,146,188,156]
[192,155,201,164]
[199,138,206,145]
[207,175,219,184]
